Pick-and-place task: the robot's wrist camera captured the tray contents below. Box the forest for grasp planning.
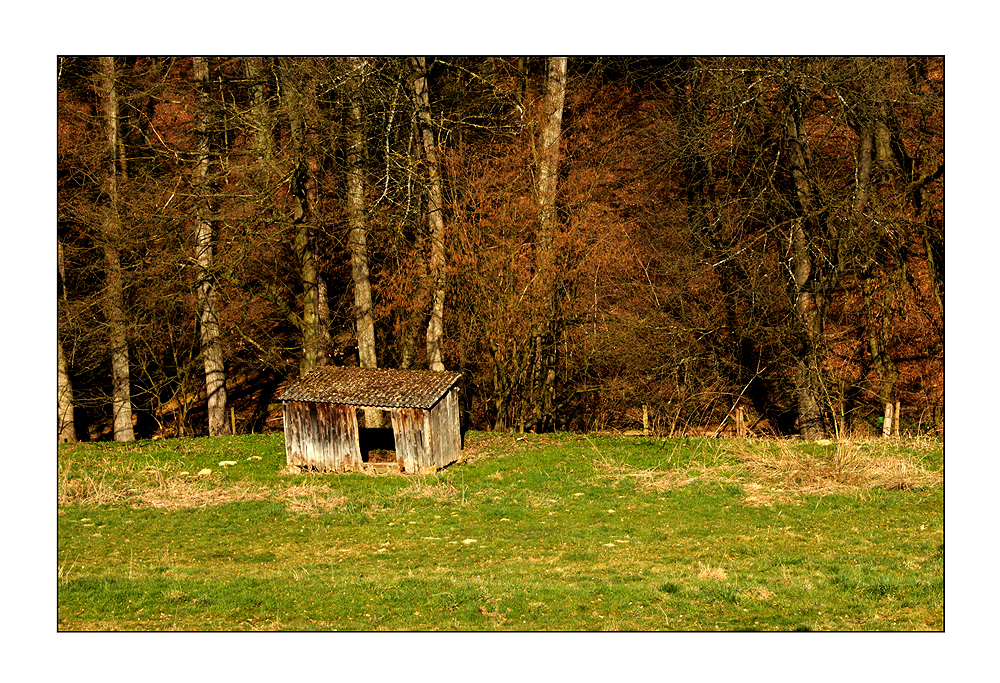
[56,56,944,443]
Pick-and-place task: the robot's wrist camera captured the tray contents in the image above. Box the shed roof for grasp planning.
[278,367,462,410]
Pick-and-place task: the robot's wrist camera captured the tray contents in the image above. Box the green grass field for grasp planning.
[57,431,943,631]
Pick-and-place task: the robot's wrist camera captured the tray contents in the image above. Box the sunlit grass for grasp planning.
[58,431,943,631]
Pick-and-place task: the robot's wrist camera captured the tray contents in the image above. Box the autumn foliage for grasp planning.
[57,57,943,441]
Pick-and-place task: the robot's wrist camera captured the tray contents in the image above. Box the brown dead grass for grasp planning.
[397,480,460,503]
[58,461,352,513]
[58,474,132,507]
[732,440,942,503]
[596,438,942,506]
[283,484,348,515]
[697,562,728,581]
[739,586,776,601]
[58,459,272,509]
[137,479,271,510]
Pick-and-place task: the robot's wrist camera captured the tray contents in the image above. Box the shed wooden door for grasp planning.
[390,407,431,473]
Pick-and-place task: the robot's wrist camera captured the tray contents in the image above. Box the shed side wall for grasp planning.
[284,401,361,472]
[430,387,461,470]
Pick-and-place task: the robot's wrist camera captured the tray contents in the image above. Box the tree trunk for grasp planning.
[58,240,77,442]
[400,122,428,371]
[854,126,899,409]
[97,56,134,442]
[344,57,383,428]
[244,57,275,174]
[193,57,230,436]
[409,56,447,372]
[400,217,427,371]
[533,56,567,430]
[280,58,328,377]
[785,80,828,441]
[57,339,77,443]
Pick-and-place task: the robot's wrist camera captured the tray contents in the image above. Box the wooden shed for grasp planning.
[279,367,462,474]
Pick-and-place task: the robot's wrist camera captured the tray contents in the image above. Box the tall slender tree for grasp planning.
[783,69,830,440]
[344,57,383,427]
[192,57,230,435]
[57,241,77,442]
[532,56,568,430]
[280,58,328,376]
[96,56,134,441]
[409,56,448,372]
[245,57,276,175]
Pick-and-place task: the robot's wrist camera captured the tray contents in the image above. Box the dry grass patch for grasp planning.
[59,458,274,510]
[697,562,728,581]
[731,440,942,502]
[397,479,460,503]
[739,586,776,601]
[283,484,348,515]
[138,478,271,510]
[633,467,740,493]
[591,438,941,506]
[59,472,132,507]
[593,454,740,494]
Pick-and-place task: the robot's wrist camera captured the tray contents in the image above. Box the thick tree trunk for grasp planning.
[532,56,567,430]
[400,122,428,371]
[294,220,323,376]
[409,56,447,372]
[536,57,567,256]
[97,56,134,442]
[345,57,383,428]
[785,83,827,441]
[345,57,377,372]
[193,57,230,436]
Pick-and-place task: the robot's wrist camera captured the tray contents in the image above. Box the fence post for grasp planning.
[642,404,650,436]
[882,403,893,438]
[736,407,746,439]
[894,401,901,438]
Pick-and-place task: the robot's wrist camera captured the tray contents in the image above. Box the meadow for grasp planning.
[57,431,943,631]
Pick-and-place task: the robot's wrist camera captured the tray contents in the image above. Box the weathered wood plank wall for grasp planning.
[431,388,461,470]
[390,407,430,473]
[283,401,361,471]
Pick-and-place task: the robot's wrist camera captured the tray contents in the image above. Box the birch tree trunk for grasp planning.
[345,57,383,427]
[58,341,77,442]
[193,57,230,436]
[97,56,134,442]
[533,56,567,430]
[58,240,77,442]
[409,56,447,372]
